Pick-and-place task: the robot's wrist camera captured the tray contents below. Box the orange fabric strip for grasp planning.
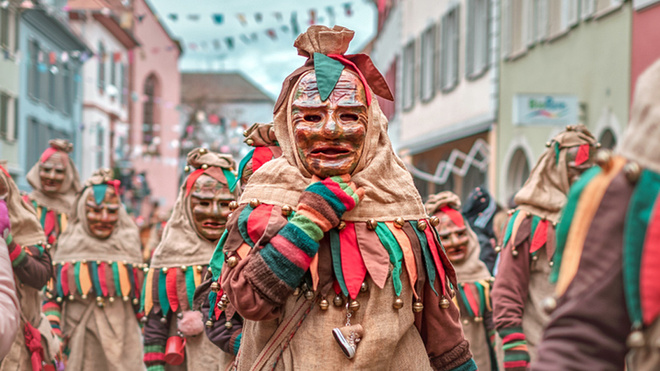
[118,262,131,298]
[144,268,154,315]
[79,262,92,296]
[310,254,319,291]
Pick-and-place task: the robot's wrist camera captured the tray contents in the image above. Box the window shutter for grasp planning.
[452,7,459,87]
[581,0,595,19]
[466,0,474,77]
[536,0,548,42]
[525,0,535,47]
[568,0,579,26]
[501,0,511,59]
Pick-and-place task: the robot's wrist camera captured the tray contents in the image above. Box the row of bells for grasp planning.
[47,291,138,307]
[51,260,148,269]
[155,265,206,274]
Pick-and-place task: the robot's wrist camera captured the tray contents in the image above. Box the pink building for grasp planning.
[632,0,660,105]
[128,0,181,211]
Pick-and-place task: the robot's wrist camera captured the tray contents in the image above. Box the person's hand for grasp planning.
[0,199,10,240]
[297,175,365,232]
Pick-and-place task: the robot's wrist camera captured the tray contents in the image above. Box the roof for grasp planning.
[181,72,274,105]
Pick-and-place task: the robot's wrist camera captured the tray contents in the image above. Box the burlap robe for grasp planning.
[54,173,143,371]
[149,150,238,371]
[0,167,56,371]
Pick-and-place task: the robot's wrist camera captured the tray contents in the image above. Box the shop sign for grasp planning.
[513,94,579,126]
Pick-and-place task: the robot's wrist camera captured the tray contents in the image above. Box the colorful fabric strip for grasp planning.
[158,268,170,316]
[79,262,92,297]
[641,193,660,325]
[330,229,349,297]
[186,267,195,310]
[411,221,437,295]
[238,205,256,247]
[340,222,367,299]
[385,222,418,298]
[166,268,179,313]
[375,222,403,296]
[143,268,154,315]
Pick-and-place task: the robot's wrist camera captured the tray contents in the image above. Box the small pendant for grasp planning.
[332,324,364,359]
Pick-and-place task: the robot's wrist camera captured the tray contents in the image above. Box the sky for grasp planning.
[149,0,378,99]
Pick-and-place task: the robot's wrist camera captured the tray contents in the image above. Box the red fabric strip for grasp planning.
[99,262,108,297]
[641,197,660,325]
[462,283,480,317]
[423,225,446,295]
[504,360,529,368]
[575,144,590,166]
[8,244,22,261]
[439,206,465,228]
[185,169,206,197]
[247,204,273,244]
[327,54,373,106]
[24,322,45,371]
[322,180,355,210]
[44,211,56,236]
[252,147,273,172]
[502,333,526,344]
[61,263,70,296]
[333,279,341,295]
[530,220,549,254]
[143,353,165,362]
[339,222,367,299]
[271,235,313,269]
[214,289,224,321]
[166,268,179,313]
[40,147,59,163]
[133,268,141,299]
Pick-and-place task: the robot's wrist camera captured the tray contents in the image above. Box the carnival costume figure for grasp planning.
[206,25,475,370]
[51,169,144,371]
[491,124,598,370]
[532,58,660,371]
[142,149,240,371]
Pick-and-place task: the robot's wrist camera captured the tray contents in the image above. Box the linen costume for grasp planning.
[51,169,144,371]
[490,125,597,370]
[533,59,660,371]
[426,192,498,371]
[142,149,240,371]
[209,25,475,371]
[24,139,81,250]
[0,165,57,371]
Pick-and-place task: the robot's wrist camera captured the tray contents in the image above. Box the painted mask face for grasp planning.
[39,152,67,193]
[86,186,120,239]
[189,174,234,241]
[565,145,596,186]
[436,212,470,264]
[292,70,368,178]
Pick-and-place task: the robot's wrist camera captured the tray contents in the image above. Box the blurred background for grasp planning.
[0,0,657,221]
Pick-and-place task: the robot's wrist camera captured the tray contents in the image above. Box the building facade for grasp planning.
[631,0,660,101]
[372,0,498,201]
[496,0,631,203]
[16,2,88,190]
[69,1,138,180]
[127,0,181,211]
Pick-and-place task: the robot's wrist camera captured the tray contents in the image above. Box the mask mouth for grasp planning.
[201,220,226,229]
[310,145,352,158]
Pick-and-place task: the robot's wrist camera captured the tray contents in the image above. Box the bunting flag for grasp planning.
[273,12,282,22]
[575,144,591,166]
[187,14,200,21]
[255,13,262,22]
[212,39,221,50]
[225,37,234,49]
[212,14,223,25]
[343,2,353,16]
[309,9,316,25]
[266,29,277,40]
[168,14,177,21]
[290,11,299,35]
[237,13,247,26]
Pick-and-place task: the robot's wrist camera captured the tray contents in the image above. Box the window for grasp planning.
[98,42,106,92]
[501,0,531,58]
[0,6,9,49]
[110,52,116,88]
[506,148,530,200]
[48,60,56,108]
[28,40,40,100]
[0,93,12,139]
[142,74,160,154]
[466,0,489,79]
[581,0,595,19]
[440,6,460,91]
[420,25,436,102]
[39,51,50,104]
[120,63,127,105]
[96,125,105,169]
[599,129,617,150]
[378,57,397,120]
[402,40,415,111]
[62,63,72,116]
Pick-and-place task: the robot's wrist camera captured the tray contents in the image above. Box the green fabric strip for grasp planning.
[551,166,602,283]
[411,221,438,295]
[475,282,486,317]
[554,142,561,166]
[238,205,255,247]
[139,269,147,313]
[233,333,242,355]
[74,261,82,295]
[222,168,237,193]
[186,267,195,309]
[530,216,540,241]
[623,169,660,326]
[112,262,121,298]
[40,207,47,228]
[458,285,475,318]
[374,222,403,296]
[209,230,228,281]
[502,210,520,249]
[92,184,108,205]
[503,351,530,361]
[236,149,254,190]
[11,250,27,268]
[89,261,102,297]
[313,53,345,101]
[502,341,528,351]
[144,344,165,353]
[451,359,477,371]
[158,268,170,315]
[498,326,523,337]
[330,229,349,297]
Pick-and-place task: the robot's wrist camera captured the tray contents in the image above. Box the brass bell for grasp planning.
[123,296,129,302]
[304,291,315,300]
[133,298,139,305]
[243,130,249,137]
[229,201,238,211]
[196,265,203,272]
[393,297,404,309]
[462,319,469,325]
[367,219,377,230]
[338,221,346,230]
[512,249,519,257]
[349,300,360,311]
[225,321,233,330]
[46,244,52,250]
[96,297,104,307]
[549,261,554,267]
[417,220,427,231]
[211,282,221,292]
[566,125,573,131]
[56,297,63,303]
[201,164,209,170]
[429,216,440,227]
[246,138,254,146]
[184,166,190,172]
[440,297,450,309]
[532,255,539,261]
[226,256,238,268]
[160,316,167,324]
[333,295,344,307]
[494,245,502,253]
[108,296,115,303]
[624,162,641,184]
[249,198,261,208]
[545,141,552,148]
[542,296,557,314]
[281,205,292,216]
[199,148,207,154]
[143,267,149,273]
[162,267,169,273]
[474,316,483,322]
[413,301,424,312]
[552,221,558,227]
[627,330,645,348]
[205,320,213,328]
[595,150,612,170]
[181,265,187,272]
[141,316,148,323]
[81,294,87,300]
[68,295,74,301]
[394,217,405,228]
[360,282,368,293]
[292,287,300,297]
[319,299,329,311]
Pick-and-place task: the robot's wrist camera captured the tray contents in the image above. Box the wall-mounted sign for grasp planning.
[513,94,579,126]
